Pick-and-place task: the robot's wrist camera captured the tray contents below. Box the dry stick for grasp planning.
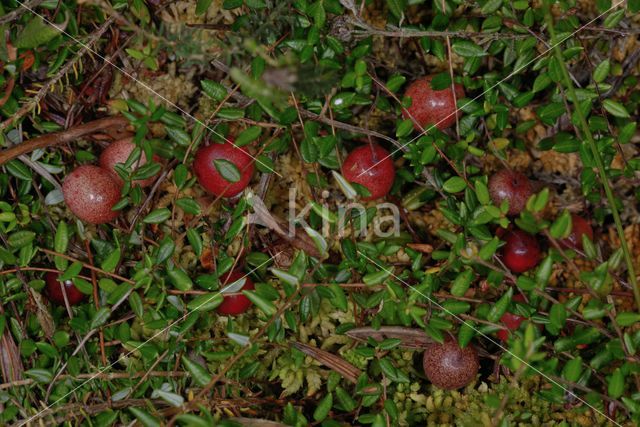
[0,15,116,133]
[0,115,128,165]
[40,248,134,284]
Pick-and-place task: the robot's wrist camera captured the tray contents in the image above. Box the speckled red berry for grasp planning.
[99,138,157,188]
[496,293,526,341]
[45,272,84,306]
[193,140,255,197]
[342,144,395,201]
[488,169,533,216]
[423,338,479,390]
[558,214,594,251]
[403,75,465,131]
[62,165,121,224]
[216,270,255,316]
[502,229,541,273]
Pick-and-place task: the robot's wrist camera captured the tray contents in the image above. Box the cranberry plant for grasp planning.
[0,0,640,425]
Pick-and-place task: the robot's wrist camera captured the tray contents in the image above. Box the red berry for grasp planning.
[63,165,121,224]
[216,270,255,316]
[403,75,465,131]
[45,272,84,306]
[502,230,541,273]
[193,140,255,197]
[422,338,479,390]
[488,169,533,216]
[342,144,395,201]
[496,293,526,341]
[558,214,594,251]
[99,138,157,188]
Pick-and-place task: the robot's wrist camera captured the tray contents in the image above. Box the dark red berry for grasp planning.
[45,272,84,306]
[216,270,255,316]
[501,229,541,273]
[488,169,533,216]
[423,338,479,390]
[496,293,526,341]
[558,214,594,251]
[99,138,157,188]
[403,75,465,131]
[62,165,121,224]
[342,144,395,201]
[193,140,255,197]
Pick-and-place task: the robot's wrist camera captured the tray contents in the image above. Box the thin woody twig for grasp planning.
[0,115,128,165]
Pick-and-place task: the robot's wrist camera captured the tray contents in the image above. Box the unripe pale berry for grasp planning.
[63,165,121,224]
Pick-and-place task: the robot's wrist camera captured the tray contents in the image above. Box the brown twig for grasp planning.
[0,115,128,165]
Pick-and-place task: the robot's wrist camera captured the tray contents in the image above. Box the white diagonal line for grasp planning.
[13,0,281,178]
[356,0,625,178]
[16,253,280,426]
[357,251,621,426]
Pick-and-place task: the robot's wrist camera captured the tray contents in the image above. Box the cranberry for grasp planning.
[496,293,526,341]
[501,229,541,273]
[342,144,395,201]
[558,214,594,251]
[193,140,255,197]
[99,138,158,188]
[488,169,533,216]
[402,75,465,131]
[62,165,121,224]
[45,272,84,306]
[423,338,479,390]
[216,270,255,316]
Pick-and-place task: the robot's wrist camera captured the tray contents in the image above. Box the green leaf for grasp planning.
[235,126,262,147]
[182,356,212,386]
[25,368,53,383]
[8,231,35,248]
[452,41,486,57]
[129,408,160,427]
[14,17,61,49]
[54,222,69,254]
[168,268,193,291]
[186,229,203,257]
[201,79,227,101]
[451,269,474,297]
[562,356,582,382]
[550,210,572,239]
[487,288,512,323]
[90,307,111,329]
[443,177,467,193]
[608,368,624,399]
[603,99,630,118]
[143,208,171,224]
[481,0,503,14]
[165,126,191,146]
[186,293,224,312]
[195,0,213,15]
[593,59,610,83]
[101,248,121,273]
[242,290,276,315]
[387,0,407,18]
[616,312,640,327]
[213,158,241,183]
[313,392,333,421]
[176,198,202,215]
